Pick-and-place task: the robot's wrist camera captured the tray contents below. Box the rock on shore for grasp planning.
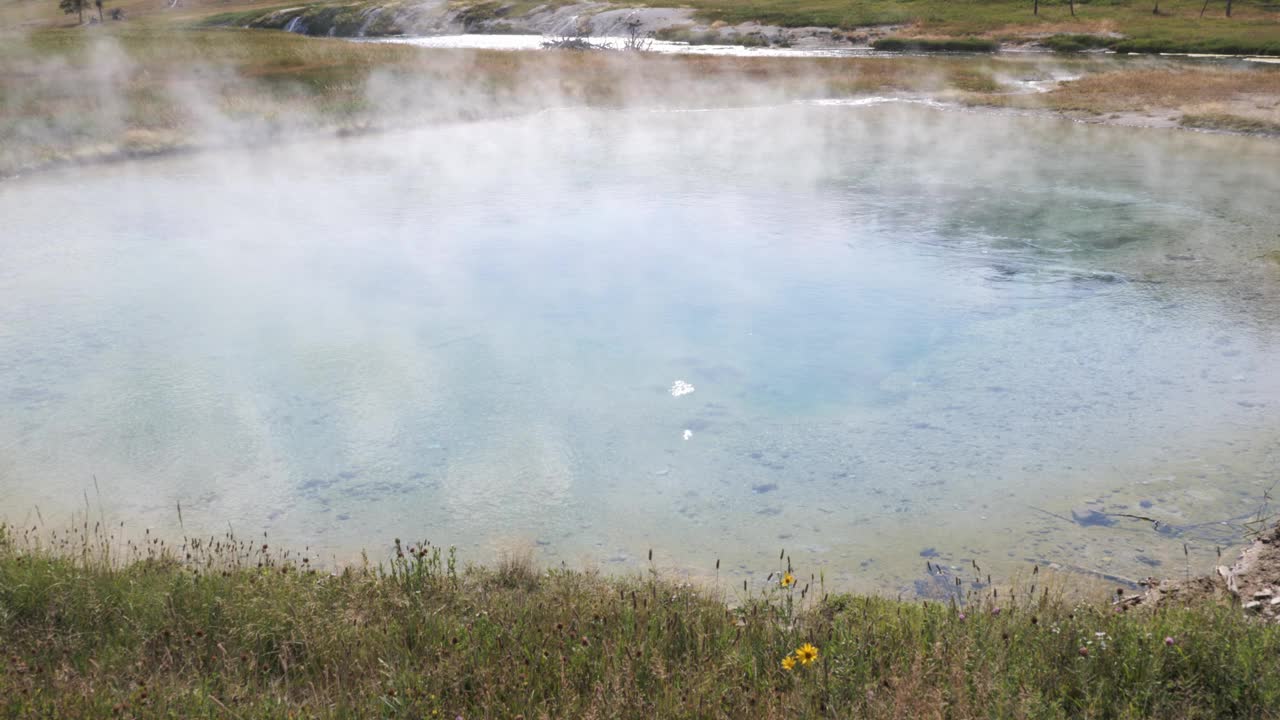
[1121,522,1280,622]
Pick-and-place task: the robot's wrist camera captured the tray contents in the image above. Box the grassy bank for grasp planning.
[7,0,1280,53]
[3,11,1278,179]
[674,0,1280,53]
[1181,111,1280,132]
[4,523,1280,718]
[194,0,1280,55]
[966,64,1280,131]
[195,0,1279,54]
[872,36,1001,52]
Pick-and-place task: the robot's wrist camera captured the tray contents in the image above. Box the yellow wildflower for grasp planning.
[781,655,797,671]
[795,643,819,665]
[780,572,795,588]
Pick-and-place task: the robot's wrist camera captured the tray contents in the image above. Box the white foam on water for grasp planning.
[808,96,950,109]
[363,33,882,58]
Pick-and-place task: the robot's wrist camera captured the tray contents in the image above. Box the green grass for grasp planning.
[4,522,1280,718]
[1181,111,1280,133]
[200,2,406,36]
[653,0,1280,54]
[8,0,1280,53]
[98,0,1280,55]
[654,25,771,45]
[1114,35,1280,54]
[873,36,1001,51]
[1032,30,1279,57]
[197,5,301,28]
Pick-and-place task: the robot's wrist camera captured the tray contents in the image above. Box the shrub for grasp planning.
[873,36,999,53]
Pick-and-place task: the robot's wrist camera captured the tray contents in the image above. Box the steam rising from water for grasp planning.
[2,36,1279,594]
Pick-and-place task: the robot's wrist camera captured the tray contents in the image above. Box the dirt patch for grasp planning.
[984,19,1120,39]
[1119,523,1280,621]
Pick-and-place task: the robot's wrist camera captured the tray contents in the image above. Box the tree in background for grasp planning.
[95,0,104,22]
[1201,0,1235,16]
[59,0,87,23]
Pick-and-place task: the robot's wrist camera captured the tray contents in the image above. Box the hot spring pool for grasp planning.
[2,101,1278,593]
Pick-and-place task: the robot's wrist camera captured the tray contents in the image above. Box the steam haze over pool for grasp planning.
[2,102,1278,593]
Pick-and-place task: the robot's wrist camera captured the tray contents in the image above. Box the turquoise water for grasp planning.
[2,103,1278,593]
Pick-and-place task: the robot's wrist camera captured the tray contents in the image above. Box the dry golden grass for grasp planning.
[961,65,1280,134]
[3,6,1278,177]
[1044,67,1280,112]
[983,18,1122,38]
[1181,108,1280,133]
[0,28,999,175]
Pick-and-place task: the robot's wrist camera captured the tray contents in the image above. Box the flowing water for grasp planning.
[365,33,1280,66]
[2,102,1278,594]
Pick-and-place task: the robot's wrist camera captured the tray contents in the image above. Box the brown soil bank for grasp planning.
[1124,522,1280,621]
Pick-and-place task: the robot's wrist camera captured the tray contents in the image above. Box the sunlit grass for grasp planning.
[658,0,1280,52]
[3,520,1280,718]
[1181,111,1280,132]
[961,64,1280,134]
[1039,66,1280,112]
